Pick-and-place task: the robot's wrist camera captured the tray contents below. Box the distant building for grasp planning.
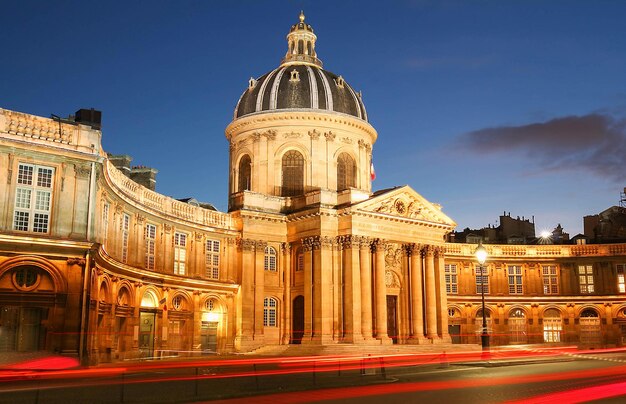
[584,192,626,243]
[452,212,535,244]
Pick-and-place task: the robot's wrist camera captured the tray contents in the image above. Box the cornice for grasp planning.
[94,246,238,292]
[225,110,377,141]
[444,242,626,259]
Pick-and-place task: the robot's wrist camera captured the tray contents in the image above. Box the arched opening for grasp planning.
[139,290,158,357]
[508,308,527,344]
[580,308,601,345]
[281,150,304,196]
[292,295,304,344]
[475,308,492,345]
[264,246,277,271]
[337,153,356,191]
[237,155,251,192]
[201,298,223,352]
[447,307,462,344]
[543,308,562,343]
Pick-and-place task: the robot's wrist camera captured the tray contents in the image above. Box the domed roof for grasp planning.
[233,12,368,122]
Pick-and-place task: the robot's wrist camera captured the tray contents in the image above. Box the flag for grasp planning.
[370,160,376,181]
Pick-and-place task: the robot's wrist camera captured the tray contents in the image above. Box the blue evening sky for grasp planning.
[2,1,625,235]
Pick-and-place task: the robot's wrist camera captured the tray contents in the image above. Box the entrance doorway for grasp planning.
[201,321,218,352]
[139,312,155,357]
[386,295,398,344]
[292,295,304,344]
[0,306,43,352]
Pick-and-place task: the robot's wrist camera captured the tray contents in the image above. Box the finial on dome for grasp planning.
[299,10,305,23]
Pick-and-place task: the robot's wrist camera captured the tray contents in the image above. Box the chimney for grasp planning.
[130,166,158,191]
[107,154,132,177]
[75,108,102,130]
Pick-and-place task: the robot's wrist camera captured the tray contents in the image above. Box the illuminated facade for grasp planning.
[1,14,625,364]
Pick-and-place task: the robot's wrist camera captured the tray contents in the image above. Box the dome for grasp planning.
[233,12,368,122]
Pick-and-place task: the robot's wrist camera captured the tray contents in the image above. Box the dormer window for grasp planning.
[248,77,257,90]
[335,76,345,88]
[290,69,300,82]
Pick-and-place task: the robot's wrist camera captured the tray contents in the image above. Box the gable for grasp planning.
[353,185,456,227]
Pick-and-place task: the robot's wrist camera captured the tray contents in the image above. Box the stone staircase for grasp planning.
[247,343,481,357]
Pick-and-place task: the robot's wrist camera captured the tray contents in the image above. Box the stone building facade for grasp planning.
[1,14,625,364]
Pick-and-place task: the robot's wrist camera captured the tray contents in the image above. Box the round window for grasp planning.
[172,295,183,311]
[13,267,40,291]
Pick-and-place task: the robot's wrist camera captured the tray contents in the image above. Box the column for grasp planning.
[424,245,438,339]
[436,247,451,342]
[281,243,292,344]
[254,241,266,342]
[235,239,255,350]
[312,236,333,344]
[409,244,425,342]
[342,236,363,343]
[373,239,391,344]
[359,237,374,340]
[302,237,314,342]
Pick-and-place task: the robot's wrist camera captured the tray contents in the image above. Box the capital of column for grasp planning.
[422,244,435,257]
[255,240,268,250]
[358,236,372,250]
[281,242,292,254]
[434,245,446,258]
[302,236,316,252]
[239,238,256,252]
[371,238,386,253]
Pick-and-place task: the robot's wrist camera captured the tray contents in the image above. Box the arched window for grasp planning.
[141,290,158,308]
[238,155,251,192]
[264,246,277,271]
[337,153,356,191]
[543,308,562,343]
[264,297,278,327]
[508,308,527,344]
[281,150,304,196]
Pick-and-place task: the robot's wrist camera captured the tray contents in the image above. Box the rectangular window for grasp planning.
[542,265,559,294]
[206,239,220,279]
[475,265,489,294]
[145,224,156,270]
[578,265,594,294]
[617,264,625,294]
[122,214,130,264]
[174,232,187,275]
[445,264,458,294]
[296,252,304,272]
[102,203,109,249]
[13,164,54,233]
[507,265,523,294]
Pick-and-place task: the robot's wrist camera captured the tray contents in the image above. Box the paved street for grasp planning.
[2,348,626,403]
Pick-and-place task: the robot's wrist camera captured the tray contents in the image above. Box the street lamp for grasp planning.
[475,241,489,350]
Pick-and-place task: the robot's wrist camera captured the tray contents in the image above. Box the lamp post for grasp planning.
[475,241,489,350]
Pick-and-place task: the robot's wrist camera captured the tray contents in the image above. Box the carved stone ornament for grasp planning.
[281,242,292,254]
[241,239,256,252]
[385,244,402,270]
[263,130,277,140]
[324,131,336,141]
[135,214,146,224]
[385,270,401,288]
[67,257,86,266]
[308,129,320,140]
[371,238,385,253]
[284,131,301,139]
[163,224,172,234]
[340,137,353,144]
[74,164,91,179]
[194,232,203,242]
[251,132,262,141]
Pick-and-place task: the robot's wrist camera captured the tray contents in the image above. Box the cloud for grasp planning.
[457,113,626,182]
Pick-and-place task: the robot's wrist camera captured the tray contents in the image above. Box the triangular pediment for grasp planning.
[352,185,456,227]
